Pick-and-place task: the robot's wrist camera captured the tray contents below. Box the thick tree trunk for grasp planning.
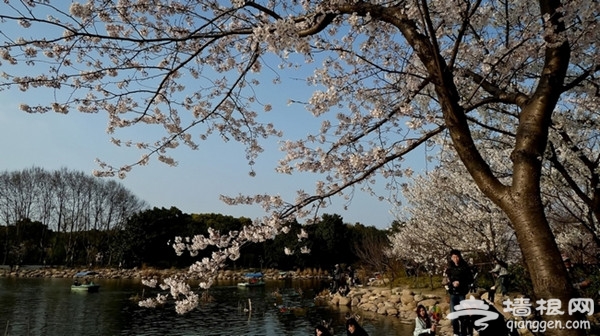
[504,193,585,336]
[329,8,583,335]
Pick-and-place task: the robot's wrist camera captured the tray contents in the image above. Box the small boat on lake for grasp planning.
[71,282,100,292]
[71,271,100,292]
[237,272,265,287]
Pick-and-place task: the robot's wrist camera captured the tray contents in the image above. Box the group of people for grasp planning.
[331,264,358,296]
[317,249,593,336]
[421,249,594,336]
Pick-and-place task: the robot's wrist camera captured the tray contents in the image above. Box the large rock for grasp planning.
[387,308,399,316]
[401,293,415,305]
[338,296,351,306]
[389,294,401,304]
[405,311,417,320]
[401,289,414,296]
[418,298,438,308]
[383,301,396,308]
[368,294,380,301]
[360,302,378,312]
[400,301,417,312]
[372,297,385,306]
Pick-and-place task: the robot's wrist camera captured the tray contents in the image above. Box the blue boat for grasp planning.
[237,272,265,287]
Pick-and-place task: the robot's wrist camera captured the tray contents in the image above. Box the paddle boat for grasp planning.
[237,272,265,287]
[71,271,100,292]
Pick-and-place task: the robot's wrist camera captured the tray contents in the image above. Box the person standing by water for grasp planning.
[445,249,474,336]
[488,257,509,302]
[413,304,436,335]
[331,264,343,293]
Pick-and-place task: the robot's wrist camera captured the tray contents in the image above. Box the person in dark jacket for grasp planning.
[346,317,369,336]
[315,324,333,336]
[445,249,474,336]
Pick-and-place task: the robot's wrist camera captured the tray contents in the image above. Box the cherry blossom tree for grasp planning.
[388,140,600,274]
[387,149,520,273]
[388,135,600,275]
[544,103,600,261]
[1,1,598,333]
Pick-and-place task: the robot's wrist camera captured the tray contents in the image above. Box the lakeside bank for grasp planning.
[0,265,329,281]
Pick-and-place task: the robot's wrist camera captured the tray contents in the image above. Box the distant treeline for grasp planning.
[0,167,147,232]
[1,208,389,271]
[0,167,148,266]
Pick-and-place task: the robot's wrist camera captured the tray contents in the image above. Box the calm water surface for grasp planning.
[0,277,413,335]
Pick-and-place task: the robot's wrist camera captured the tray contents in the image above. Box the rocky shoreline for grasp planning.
[322,286,457,335]
[0,265,330,281]
[322,286,600,336]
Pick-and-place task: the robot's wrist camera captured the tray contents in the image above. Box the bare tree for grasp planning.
[354,231,403,284]
[0,167,147,264]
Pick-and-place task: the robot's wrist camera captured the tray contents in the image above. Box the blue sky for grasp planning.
[0,4,434,230]
[0,84,422,230]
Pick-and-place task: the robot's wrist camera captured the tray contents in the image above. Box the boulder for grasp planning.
[361,302,378,312]
[338,296,351,306]
[401,293,415,305]
[387,308,399,316]
[418,298,438,308]
[405,311,417,320]
[389,294,401,304]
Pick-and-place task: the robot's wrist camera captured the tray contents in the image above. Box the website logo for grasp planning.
[446,296,499,330]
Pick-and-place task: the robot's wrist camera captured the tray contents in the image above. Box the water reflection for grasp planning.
[0,277,412,335]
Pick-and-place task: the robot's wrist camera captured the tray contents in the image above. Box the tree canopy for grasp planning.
[388,151,519,272]
[1,1,598,332]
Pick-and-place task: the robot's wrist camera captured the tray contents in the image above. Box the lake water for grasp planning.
[0,277,413,335]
